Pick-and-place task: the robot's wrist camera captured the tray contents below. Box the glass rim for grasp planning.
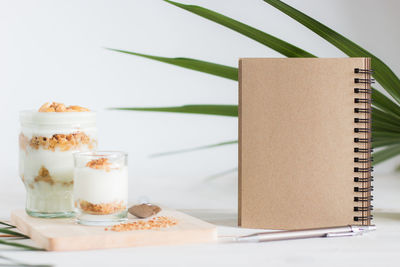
[73,151,127,159]
[20,109,96,126]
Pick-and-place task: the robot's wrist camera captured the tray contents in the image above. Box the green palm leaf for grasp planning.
[373,131,400,139]
[110,105,238,117]
[164,0,315,58]
[151,140,238,157]
[263,0,400,105]
[107,49,238,81]
[108,1,400,165]
[109,4,400,120]
[373,121,400,134]
[373,145,400,165]
[206,167,238,180]
[372,108,400,128]
[372,89,400,118]
[0,221,15,228]
[373,139,400,149]
[0,228,29,238]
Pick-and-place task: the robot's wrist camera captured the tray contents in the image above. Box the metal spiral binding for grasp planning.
[354,78,375,84]
[354,88,372,94]
[354,68,374,74]
[354,176,374,182]
[354,167,374,173]
[353,67,374,224]
[354,195,373,202]
[354,138,373,143]
[354,185,374,192]
[354,206,374,212]
[354,108,372,114]
[353,215,373,222]
[354,157,373,163]
[354,147,373,153]
[354,98,373,104]
[354,118,372,123]
[354,128,371,133]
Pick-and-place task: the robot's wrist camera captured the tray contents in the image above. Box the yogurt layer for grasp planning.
[74,167,128,204]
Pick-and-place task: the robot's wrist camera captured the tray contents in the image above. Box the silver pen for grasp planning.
[236,225,376,242]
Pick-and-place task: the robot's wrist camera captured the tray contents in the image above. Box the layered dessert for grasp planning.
[73,152,128,225]
[19,102,97,217]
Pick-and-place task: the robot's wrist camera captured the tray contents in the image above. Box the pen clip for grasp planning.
[326,231,360,237]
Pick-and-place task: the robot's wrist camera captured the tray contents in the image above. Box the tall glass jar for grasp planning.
[19,110,97,218]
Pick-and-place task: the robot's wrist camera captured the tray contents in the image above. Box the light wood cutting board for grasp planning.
[11,209,217,251]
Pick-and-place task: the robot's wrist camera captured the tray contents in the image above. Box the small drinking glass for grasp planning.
[73,151,128,225]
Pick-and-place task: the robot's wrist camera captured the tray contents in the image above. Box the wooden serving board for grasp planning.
[11,209,217,251]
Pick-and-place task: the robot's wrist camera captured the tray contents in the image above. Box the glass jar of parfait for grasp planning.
[19,102,97,218]
[73,151,128,225]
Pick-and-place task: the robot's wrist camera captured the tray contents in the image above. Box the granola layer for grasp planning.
[79,200,126,215]
[24,132,96,151]
[29,166,73,188]
[34,166,54,185]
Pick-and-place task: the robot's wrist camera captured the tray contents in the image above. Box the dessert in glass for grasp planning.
[73,151,128,225]
[19,102,97,218]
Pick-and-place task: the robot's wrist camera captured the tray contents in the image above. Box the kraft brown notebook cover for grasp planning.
[238,58,373,230]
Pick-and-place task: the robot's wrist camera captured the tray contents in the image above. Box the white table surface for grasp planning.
[1,174,400,267]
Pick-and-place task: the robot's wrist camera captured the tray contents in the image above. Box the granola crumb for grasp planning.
[38,102,90,112]
[79,200,126,215]
[61,180,74,186]
[68,105,90,112]
[86,158,111,171]
[105,216,178,232]
[34,166,54,185]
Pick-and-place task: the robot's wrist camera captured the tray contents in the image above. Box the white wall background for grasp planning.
[1,0,399,212]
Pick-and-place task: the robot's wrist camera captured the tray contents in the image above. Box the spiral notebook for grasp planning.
[238,58,373,230]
